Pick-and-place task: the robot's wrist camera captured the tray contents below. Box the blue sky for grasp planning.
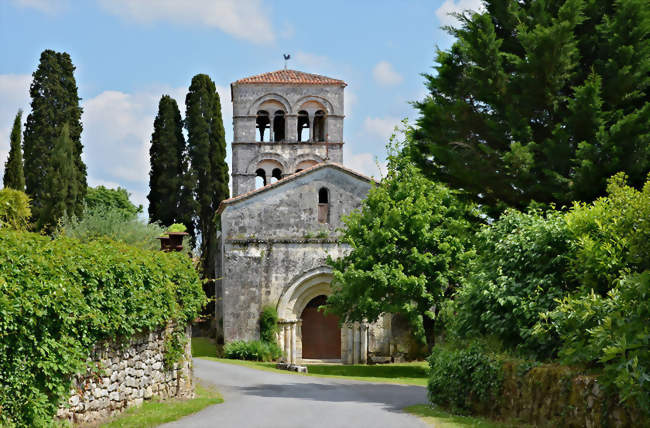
[0,0,482,210]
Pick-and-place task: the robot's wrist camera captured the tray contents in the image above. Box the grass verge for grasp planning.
[403,404,524,428]
[192,337,428,386]
[100,382,223,428]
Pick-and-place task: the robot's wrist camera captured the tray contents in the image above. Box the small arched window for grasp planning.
[313,110,326,142]
[273,110,285,142]
[297,110,310,142]
[271,168,282,183]
[255,168,266,189]
[318,187,329,223]
[256,110,270,142]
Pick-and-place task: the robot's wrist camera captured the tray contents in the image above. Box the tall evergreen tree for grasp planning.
[3,110,25,191]
[410,0,650,214]
[40,124,76,231]
[147,95,186,227]
[185,74,229,279]
[23,49,87,227]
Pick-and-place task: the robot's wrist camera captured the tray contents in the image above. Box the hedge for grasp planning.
[0,230,205,427]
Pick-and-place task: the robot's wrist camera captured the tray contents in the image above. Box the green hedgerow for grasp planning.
[0,230,205,427]
[223,340,282,362]
[259,305,279,344]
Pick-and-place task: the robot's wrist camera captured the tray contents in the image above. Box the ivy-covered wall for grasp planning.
[56,325,193,425]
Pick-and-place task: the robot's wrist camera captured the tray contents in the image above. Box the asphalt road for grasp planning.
[161,358,429,428]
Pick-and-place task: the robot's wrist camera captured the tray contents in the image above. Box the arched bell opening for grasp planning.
[273,110,285,142]
[313,110,326,142]
[255,168,266,189]
[297,110,310,142]
[256,110,270,142]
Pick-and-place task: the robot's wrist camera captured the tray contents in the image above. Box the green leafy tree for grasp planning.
[39,124,77,231]
[410,0,650,214]
[184,74,229,279]
[3,110,25,191]
[326,146,476,346]
[0,188,31,230]
[147,95,186,227]
[23,49,87,227]
[86,185,142,218]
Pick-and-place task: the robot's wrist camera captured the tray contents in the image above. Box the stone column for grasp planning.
[360,323,368,364]
[347,324,354,364]
[308,113,314,142]
[283,324,290,362]
[290,322,297,364]
[286,115,298,142]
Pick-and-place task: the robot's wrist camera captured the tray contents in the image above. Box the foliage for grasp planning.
[23,49,87,226]
[427,344,503,413]
[409,0,650,215]
[86,185,142,218]
[163,324,189,370]
[446,208,577,358]
[259,305,279,344]
[3,110,25,191]
[184,73,229,280]
[0,229,204,427]
[56,206,166,251]
[147,95,187,229]
[167,223,187,233]
[537,272,649,413]
[327,142,477,345]
[0,188,31,231]
[564,172,650,294]
[39,124,79,232]
[223,340,282,362]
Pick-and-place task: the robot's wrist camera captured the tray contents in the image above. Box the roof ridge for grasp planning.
[217,162,377,214]
[234,69,346,86]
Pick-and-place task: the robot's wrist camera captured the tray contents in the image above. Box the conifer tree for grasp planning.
[23,49,87,227]
[147,95,186,227]
[410,0,650,214]
[3,110,25,191]
[40,124,76,231]
[184,74,229,279]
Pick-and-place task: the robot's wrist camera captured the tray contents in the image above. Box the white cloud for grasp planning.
[372,61,403,86]
[435,0,485,27]
[0,74,31,182]
[363,116,401,142]
[294,52,332,71]
[10,0,69,14]
[344,147,387,180]
[98,0,275,45]
[344,90,357,116]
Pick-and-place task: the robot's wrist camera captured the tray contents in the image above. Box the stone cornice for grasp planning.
[225,237,340,245]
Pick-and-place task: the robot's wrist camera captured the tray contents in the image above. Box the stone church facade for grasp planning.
[216,70,411,364]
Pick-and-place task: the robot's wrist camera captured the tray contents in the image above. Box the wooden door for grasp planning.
[301,295,341,359]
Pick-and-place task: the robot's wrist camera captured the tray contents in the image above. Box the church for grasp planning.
[215,69,412,364]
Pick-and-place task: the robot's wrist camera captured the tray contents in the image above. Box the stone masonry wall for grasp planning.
[56,325,193,425]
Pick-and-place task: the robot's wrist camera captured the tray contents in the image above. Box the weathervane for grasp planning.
[283,54,291,70]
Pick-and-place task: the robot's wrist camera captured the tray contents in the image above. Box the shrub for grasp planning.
[427,344,503,413]
[259,305,279,344]
[0,230,205,427]
[223,340,282,362]
[56,206,166,250]
[0,188,31,230]
[167,223,187,233]
[85,185,142,218]
[446,208,576,358]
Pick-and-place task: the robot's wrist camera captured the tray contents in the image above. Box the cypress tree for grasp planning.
[23,49,87,227]
[410,0,650,214]
[40,124,76,231]
[3,110,25,191]
[147,95,185,227]
[184,74,229,279]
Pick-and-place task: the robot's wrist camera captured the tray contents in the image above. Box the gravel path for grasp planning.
[161,358,429,428]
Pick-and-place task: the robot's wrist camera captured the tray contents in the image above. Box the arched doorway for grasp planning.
[300,295,341,359]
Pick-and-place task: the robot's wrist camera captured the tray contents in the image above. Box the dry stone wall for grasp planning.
[56,325,193,425]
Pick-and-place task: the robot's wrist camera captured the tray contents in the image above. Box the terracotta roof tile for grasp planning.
[234,69,346,86]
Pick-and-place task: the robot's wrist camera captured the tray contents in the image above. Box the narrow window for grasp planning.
[297,110,310,142]
[313,110,326,142]
[255,168,266,189]
[318,187,329,223]
[256,110,270,142]
[273,111,285,142]
[271,168,282,183]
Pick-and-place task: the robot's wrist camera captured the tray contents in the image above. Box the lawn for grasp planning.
[191,337,428,386]
[403,405,525,428]
[100,382,223,428]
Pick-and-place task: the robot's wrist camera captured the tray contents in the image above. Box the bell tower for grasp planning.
[230,69,346,196]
